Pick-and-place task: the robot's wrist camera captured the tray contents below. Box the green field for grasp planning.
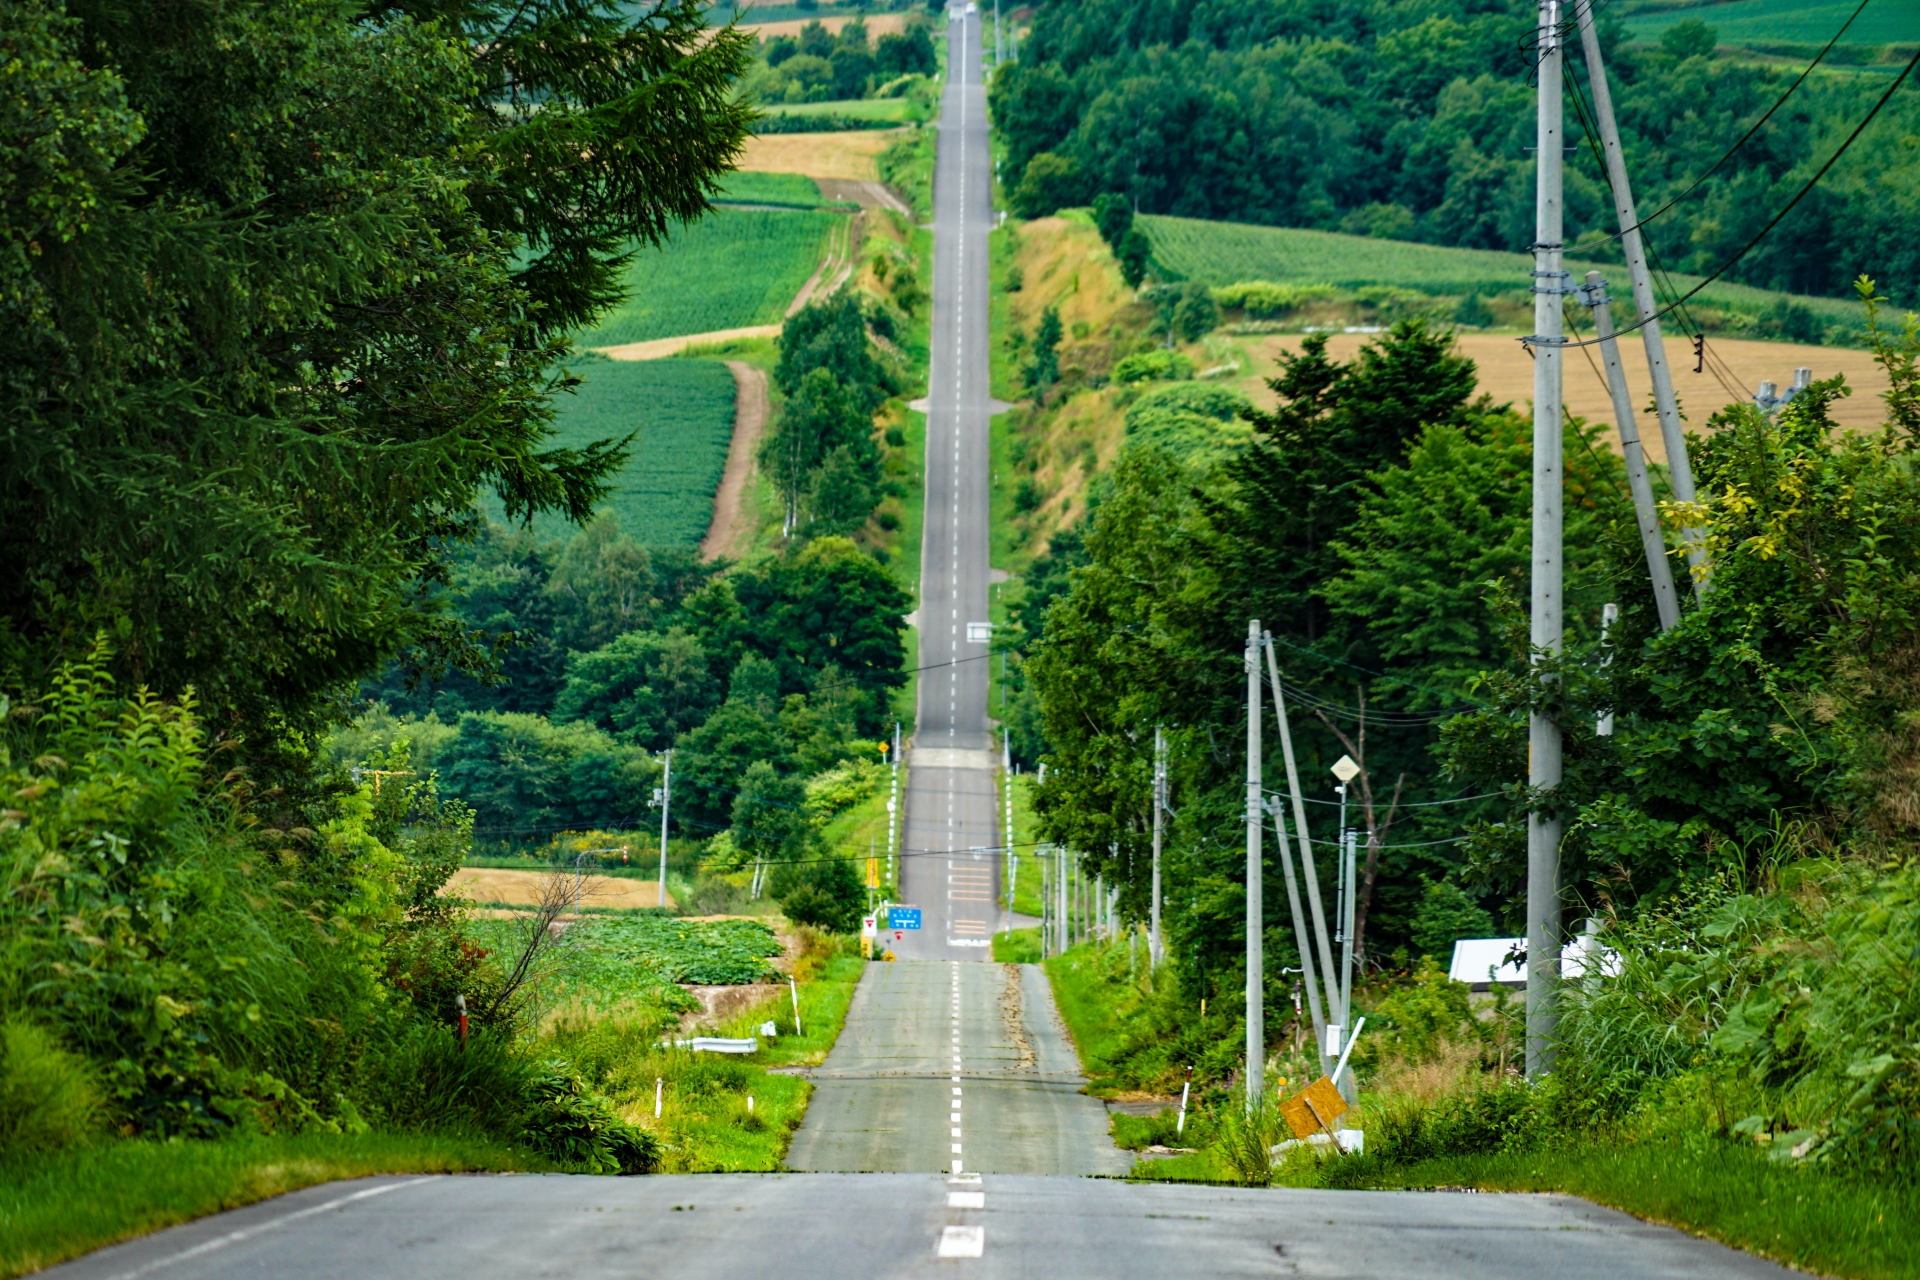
[717,170,837,208]
[1139,215,1863,325]
[511,359,736,547]
[1622,0,1920,47]
[761,97,918,122]
[579,208,837,347]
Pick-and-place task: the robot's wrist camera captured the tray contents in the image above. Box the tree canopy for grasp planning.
[0,0,754,766]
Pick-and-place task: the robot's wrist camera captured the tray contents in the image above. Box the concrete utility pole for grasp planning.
[1058,845,1069,954]
[1267,798,1332,1078]
[1580,272,1681,631]
[1527,0,1567,1081]
[1150,726,1165,966]
[1244,620,1265,1109]
[1003,737,1013,929]
[657,750,672,912]
[888,722,900,890]
[1574,0,1706,590]
[1263,634,1341,1046]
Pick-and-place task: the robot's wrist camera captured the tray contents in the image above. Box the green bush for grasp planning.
[361,1027,536,1137]
[0,1019,101,1160]
[1209,281,1338,318]
[1112,350,1194,383]
[521,1060,658,1175]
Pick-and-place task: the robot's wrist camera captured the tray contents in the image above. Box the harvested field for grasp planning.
[1235,332,1894,465]
[741,12,908,38]
[446,867,674,911]
[739,128,907,180]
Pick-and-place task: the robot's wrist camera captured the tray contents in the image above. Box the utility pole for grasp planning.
[1058,845,1069,954]
[1243,620,1264,1110]
[1267,798,1331,1078]
[1580,272,1681,631]
[1003,737,1013,931]
[1263,634,1341,1049]
[994,0,1003,66]
[1527,0,1567,1081]
[657,750,672,912]
[1574,0,1706,590]
[1150,726,1165,967]
[888,721,900,891]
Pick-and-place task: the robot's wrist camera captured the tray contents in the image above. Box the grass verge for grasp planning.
[0,1132,546,1279]
[604,939,868,1172]
[1282,1140,1920,1280]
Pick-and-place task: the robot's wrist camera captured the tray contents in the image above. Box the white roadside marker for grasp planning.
[938,1226,985,1258]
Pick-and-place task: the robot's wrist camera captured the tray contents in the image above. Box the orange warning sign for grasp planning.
[1280,1076,1349,1140]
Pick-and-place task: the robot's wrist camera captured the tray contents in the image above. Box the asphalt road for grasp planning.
[785,960,1127,1175]
[893,3,998,964]
[50,1170,1798,1280]
[36,13,1808,1280]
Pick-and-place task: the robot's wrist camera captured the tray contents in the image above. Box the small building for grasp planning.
[1448,927,1620,992]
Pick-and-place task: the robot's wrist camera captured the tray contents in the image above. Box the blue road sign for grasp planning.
[889,906,922,930]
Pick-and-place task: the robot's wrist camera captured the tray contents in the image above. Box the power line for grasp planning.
[1568,0,1875,251]
[1532,43,1920,354]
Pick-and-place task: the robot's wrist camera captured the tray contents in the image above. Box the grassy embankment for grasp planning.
[0,1135,554,1280]
[1033,932,1920,1280]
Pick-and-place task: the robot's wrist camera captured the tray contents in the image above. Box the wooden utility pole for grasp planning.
[1580,272,1681,631]
[1574,0,1706,589]
[1243,621,1265,1109]
[1527,0,1567,1081]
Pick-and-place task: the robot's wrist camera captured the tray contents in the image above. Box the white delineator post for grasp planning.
[1244,620,1264,1110]
[657,750,672,912]
[1528,0,1567,1081]
[1580,272,1680,631]
[1574,0,1706,589]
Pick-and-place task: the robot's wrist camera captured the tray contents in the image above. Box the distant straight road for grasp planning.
[894,0,998,962]
[783,11,1124,1179]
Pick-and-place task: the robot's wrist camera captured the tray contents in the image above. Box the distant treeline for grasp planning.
[993,0,1920,301]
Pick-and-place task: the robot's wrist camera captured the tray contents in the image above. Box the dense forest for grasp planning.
[992,0,1920,301]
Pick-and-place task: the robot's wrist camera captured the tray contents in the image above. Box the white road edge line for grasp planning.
[106,1178,434,1280]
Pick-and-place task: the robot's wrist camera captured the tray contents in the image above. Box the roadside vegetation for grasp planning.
[0,0,909,1264]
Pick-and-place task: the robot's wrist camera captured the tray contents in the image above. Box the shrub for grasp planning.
[1210,281,1338,318]
[0,1019,101,1160]
[522,1060,658,1174]
[1112,350,1194,383]
[362,1026,536,1137]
